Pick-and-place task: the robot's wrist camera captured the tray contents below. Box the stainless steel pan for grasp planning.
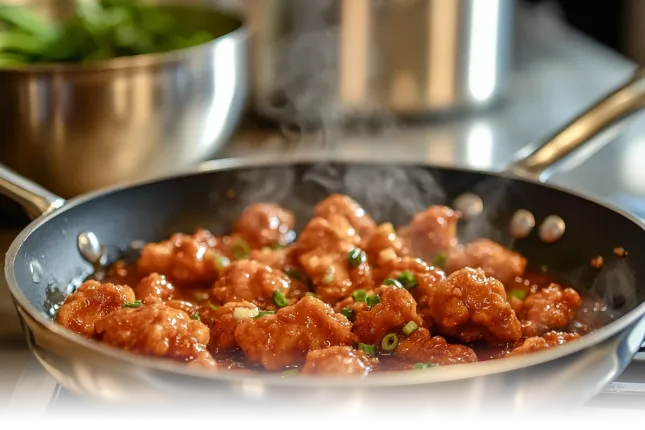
[3,70,645,417]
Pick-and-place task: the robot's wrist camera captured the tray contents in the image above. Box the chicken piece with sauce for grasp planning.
[315,194,376,242]
[211,260,291,309]
[234,295,355,370]
[352,284,424,345]
[398,205,460,262]
[233,203,296,249]
[56,280,135,338]
[296,216,373,304]
[137,229,231,287]
[518,283,582,337]
[395,327,478,365]
[446,238,527,286]
[373,257,445,328]
[302,346,375,376]
[429,267,522,343]
[94,302,216,368]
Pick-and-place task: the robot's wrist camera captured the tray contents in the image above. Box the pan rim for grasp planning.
[5,155,645,388]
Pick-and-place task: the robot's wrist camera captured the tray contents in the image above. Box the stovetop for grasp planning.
[4,344,645,424]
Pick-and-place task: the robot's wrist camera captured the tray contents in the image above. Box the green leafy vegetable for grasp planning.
[0,0,219,66]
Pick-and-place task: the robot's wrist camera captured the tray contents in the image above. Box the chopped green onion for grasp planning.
[232,307,259,320]
[413,362,438,370]
[321,265,335,285]
[383,278,404,289]
[366,294,380,309]
[214,255,230,272]
[282,369,300,377]
[358,343,377,356]
[352,289,367,302]
[270,243,286,250]
[255,311,276,319]
[397,271,418,290]
[273,290,288,308]
[305,292,319,298]
[341,307,355,321]
[402,321,419,336]
[381,333,399,351]
[122,300,143,309]
[285,269,302,281]
[193,292,209,303]
[432,251,448,269]
[507,290,527,301]
[231,240,251,260]
[208,303,219,312]
[190,313,201,321]
[347,248,366,268]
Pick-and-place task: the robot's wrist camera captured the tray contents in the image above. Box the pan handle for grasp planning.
[0,165,65,220]
[508,68,645,182]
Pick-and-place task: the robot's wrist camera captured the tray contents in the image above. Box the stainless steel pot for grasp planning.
[245,0,514,123]
[0,0,248,198]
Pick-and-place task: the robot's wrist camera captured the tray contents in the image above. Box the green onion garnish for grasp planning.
[358,343,377,356]
[321,265,335,285]
[122,300,143,309]
[190,313,201,321]
[270,243,286,250]
[231,240,251,260]
[273,290,288,308]
[282,369,300,377]
[383,278,404,289]
[214,255,230,272]
[432,251,448,269]
[255,311,276,319]
[413,363,437,370]
[208,303,218,312]
[402,320,419,336]
[397,271,418,290]
[507,290,527,301]
[285,269,302,281]
[381,333,399,351]
[193,292,209,303]
[352,289,367,302]
[341,307,355,321]
[366,294,380,309]
[347,248,366,268]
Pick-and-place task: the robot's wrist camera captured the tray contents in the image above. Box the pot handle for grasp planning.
[0,165,65,220]
[508,68,645,182]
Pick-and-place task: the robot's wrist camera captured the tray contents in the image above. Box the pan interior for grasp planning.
[8,163,645,335]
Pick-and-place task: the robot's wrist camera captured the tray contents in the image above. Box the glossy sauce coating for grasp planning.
[56,195,602,376]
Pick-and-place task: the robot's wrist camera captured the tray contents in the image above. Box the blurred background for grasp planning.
[1,0,644,205]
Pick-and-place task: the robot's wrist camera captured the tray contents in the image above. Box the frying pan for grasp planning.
[4,70,645,418]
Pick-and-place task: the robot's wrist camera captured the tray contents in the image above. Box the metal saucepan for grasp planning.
[0,0,247,198]
[3,70,645,417]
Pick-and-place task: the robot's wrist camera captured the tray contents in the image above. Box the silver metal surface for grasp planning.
[509,68,645,182]
[77,232,103,265]
[0,166,65,220]
[453,193,484,219]
[538,215,566,243]
[0,0,248,198]
[245,0,514,121]
[510,209,535,239]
